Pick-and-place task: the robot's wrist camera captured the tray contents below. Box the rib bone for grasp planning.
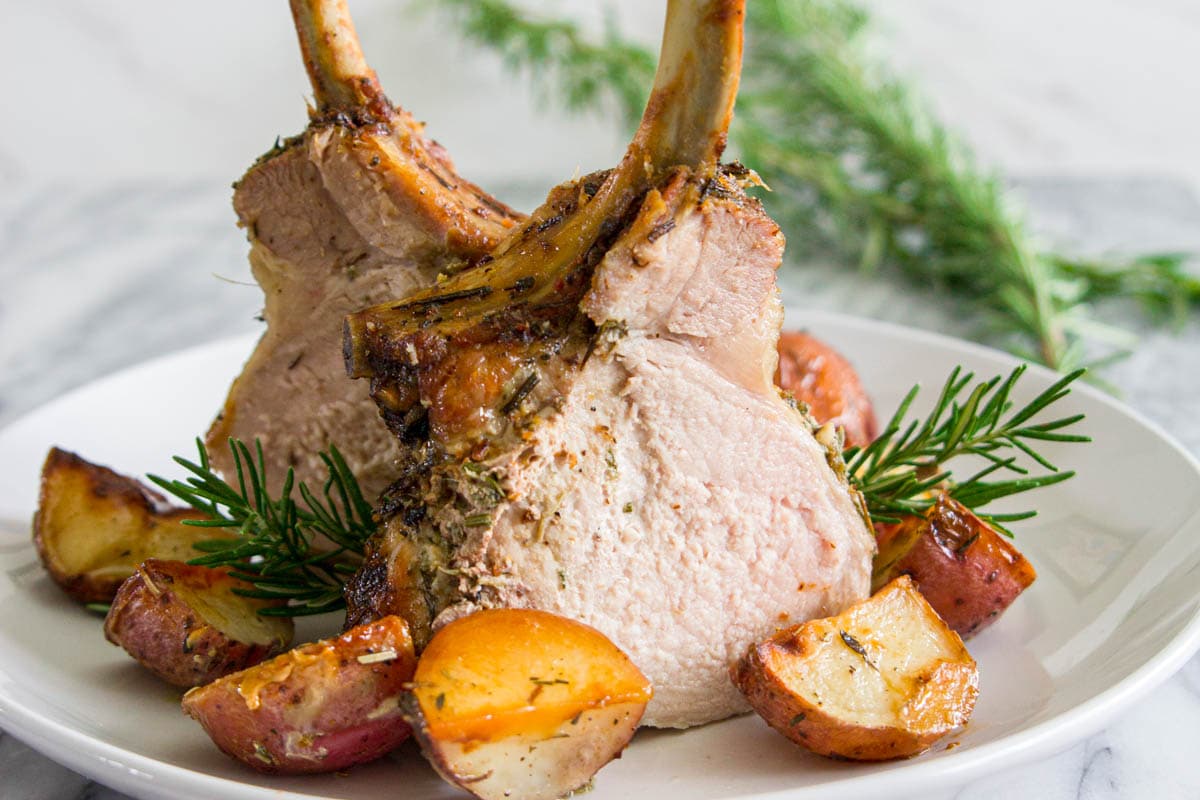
[289,0,390,117]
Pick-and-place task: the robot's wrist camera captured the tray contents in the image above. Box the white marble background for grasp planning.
[2,1,1200,798]
[2,0,1200,191]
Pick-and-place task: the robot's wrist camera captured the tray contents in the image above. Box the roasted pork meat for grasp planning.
[341,0,875,728]
[207,0,523,496]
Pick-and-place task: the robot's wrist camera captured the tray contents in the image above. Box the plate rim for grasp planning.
[2,309,1199,800]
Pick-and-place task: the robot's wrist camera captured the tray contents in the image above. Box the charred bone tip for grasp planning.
[289,0,393,120]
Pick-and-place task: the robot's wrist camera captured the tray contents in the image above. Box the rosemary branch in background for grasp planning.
[429,0,1198,372]
[430,0,655,129]
[845,365,1089,534]
[148,440,376,616]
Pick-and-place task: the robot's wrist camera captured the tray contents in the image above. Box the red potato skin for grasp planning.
[181,616,417,774]
[731,642,966,761]
[873,496,1037,638]
[103,559,293,688]
[775,331,877,449]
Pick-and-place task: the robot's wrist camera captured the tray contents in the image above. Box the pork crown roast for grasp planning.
[341,0,875,728]
[207,0,525,497]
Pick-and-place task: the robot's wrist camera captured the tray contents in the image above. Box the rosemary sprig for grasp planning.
[148,365,1081,617]
[845,365,1089,534]
[147,439,376,617]
[430,0,1197,372]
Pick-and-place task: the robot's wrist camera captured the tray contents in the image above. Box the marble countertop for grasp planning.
[0,175,1198,799]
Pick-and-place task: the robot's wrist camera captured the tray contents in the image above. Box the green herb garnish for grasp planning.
[501,372,540,415]
[846,365,1089,534]
[148,438,376,617]
[838,629,875,669]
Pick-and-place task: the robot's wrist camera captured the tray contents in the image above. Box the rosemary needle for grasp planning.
[845,364,1090,534]
[148,438,376,617]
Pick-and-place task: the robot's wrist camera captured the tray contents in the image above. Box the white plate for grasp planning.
[1,310,1199,800]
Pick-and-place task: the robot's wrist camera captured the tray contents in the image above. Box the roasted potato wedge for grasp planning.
[732,576,977,761]
[182,615,416,774]
[33,447,230,603]
[103,559,293,687]
[403,609,652,800]
[873,495,1037,638]
[775,331,878,448]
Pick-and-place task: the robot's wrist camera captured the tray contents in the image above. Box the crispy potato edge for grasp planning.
[731,576,979,762]
[32,447,221,603]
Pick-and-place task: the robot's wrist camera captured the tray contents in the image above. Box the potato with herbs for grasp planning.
[732,576,977,761]
[873,494,1037,638]
[403,609,652,800]
[103,559,293,687]
[182,615,417,774]
[33,447,230,603]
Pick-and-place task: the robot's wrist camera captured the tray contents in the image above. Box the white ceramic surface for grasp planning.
[1,311,1198,800]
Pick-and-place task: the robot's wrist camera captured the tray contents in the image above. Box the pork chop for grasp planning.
[207,0,523,496]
